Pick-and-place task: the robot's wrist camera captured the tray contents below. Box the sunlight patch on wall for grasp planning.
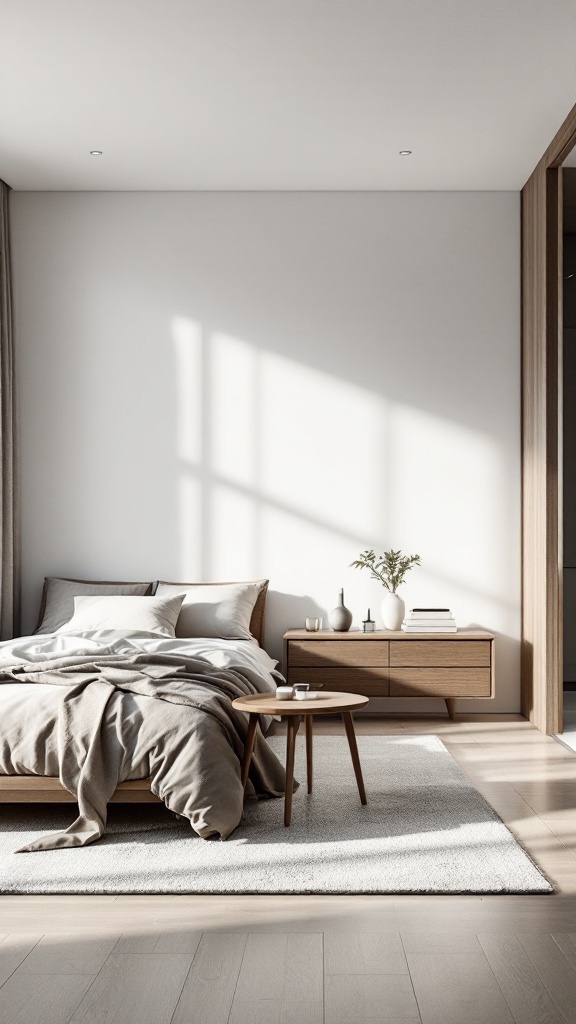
[388,403,512,611]
[177,475,203,580]
[172,317,202,464]
[259,350,384,538]
[209,333,258,488]
[208,481,259,580]
[173,317,203,580]
[260,503,356,597]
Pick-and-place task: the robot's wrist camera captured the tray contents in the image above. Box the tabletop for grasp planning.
[231,691,370,715]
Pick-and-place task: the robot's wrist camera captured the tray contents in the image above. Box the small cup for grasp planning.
[293,682,310,701]
[305,616,321,631]
[276,686,294,701]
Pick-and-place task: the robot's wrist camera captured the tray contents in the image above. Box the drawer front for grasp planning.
[389,667,491,697]
[289,667,389,697]
[389,640,491,668]
[288,640,388,668]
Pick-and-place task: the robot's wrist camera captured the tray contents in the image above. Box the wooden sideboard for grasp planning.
[282,628,494,718]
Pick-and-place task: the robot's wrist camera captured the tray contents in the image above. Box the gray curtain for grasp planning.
[0,180,19,638]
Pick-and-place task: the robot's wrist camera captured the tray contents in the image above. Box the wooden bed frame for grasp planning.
[0,583,268,804]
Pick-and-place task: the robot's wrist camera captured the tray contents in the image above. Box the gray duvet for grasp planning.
[0,647,287,851]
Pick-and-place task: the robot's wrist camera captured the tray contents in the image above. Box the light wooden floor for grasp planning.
[1,714,576,1023]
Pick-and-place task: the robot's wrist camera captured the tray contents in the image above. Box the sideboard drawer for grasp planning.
[389,667,491,697]
[288,640,388,668]
[290,666,389,696]
[389,640,491,668]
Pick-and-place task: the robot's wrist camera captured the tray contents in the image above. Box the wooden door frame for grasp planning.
[521,101,576,733]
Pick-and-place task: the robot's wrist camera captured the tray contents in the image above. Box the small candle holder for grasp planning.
[362,608,376,632]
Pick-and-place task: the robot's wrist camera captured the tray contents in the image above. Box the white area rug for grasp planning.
[0,735,552,894]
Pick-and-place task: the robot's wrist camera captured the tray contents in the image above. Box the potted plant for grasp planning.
[350,548,421,629]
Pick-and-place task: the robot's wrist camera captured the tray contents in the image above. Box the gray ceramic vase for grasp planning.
[328,588,353,631]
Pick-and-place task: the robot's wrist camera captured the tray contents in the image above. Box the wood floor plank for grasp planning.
[6,894,576,936]
[229,1000,323,1024]
[552,933,576,972]
[513,786,576,816]
[324,974,420,1023]
[233,933,323,1004]
[0,933,41,987]
[277,1007,324,1024]
[540,816,576,854]
[14,931,119,975]
[406,952,515,1024]
[400,930,481,954]
[324,931,407,974]
[0,973,93,1024]
[69,952,193,1024]
[477,933,567,1024]
[114,930,201,954]
[394,905,576,934]
[230,933,324,1024]
[517,933,576,1022]
[171,932,247,1024]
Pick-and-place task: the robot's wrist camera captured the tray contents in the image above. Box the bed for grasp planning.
[0,577,287,850]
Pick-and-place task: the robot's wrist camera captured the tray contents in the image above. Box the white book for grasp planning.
[401,624,458,633]
[402,620,456,629]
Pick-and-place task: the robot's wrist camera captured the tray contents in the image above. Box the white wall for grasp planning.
[11,191,520,711]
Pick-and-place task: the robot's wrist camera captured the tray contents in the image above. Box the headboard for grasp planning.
[249,580,268,647]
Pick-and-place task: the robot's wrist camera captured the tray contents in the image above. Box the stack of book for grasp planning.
[401,608,457,632]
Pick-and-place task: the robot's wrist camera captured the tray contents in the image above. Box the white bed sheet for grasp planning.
[0,629,278,682]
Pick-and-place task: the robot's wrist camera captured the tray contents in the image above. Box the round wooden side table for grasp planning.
[231,691,369,826]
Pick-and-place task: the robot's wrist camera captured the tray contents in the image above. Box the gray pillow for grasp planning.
[35,577,153,634]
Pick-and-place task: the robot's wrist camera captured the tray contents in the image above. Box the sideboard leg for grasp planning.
[445,698,457,720]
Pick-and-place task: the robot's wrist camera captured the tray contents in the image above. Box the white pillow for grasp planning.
[154,580,265,640]
[56,594,184,637]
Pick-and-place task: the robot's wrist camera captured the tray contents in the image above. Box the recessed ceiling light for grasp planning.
[399,150,412,156]
[89,150,103,156]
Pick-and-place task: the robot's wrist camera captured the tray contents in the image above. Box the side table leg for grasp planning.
[342,711,367,805]
[241,713,259,787]
[284,715,300,826]
[305,713,313,794]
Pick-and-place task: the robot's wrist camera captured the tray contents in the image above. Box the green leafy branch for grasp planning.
[350,548,421,593]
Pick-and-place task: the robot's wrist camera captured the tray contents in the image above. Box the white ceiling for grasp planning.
[2,0,576,191]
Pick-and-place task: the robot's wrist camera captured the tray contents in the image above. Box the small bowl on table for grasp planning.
[275,686,295,701]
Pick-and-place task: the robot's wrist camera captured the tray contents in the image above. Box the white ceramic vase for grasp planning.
[381,591,405,630]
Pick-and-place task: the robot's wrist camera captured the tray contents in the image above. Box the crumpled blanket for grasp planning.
[0,651,287,851]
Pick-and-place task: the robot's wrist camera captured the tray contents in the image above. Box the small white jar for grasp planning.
[276,686,294,701]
